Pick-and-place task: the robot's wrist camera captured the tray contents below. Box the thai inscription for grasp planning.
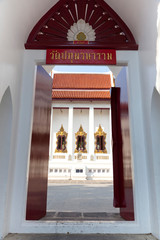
[46,49,116,65]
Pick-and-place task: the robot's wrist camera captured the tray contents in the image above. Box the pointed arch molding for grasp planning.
[25,0,138,50]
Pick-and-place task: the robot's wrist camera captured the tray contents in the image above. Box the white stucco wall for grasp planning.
[48,102,113,181]
[49,104,111,159]
[0,0,160,238]
[0,88,13,238]
[0,1,58,238]
[105,2,159,236]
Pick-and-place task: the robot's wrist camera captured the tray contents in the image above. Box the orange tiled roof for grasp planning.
[52,90,111,99]
[53,74,111,89]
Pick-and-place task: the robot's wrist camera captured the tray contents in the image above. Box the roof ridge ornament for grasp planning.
[25,0,138,50]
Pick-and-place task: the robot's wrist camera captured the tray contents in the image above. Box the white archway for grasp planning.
[0,87,13,239]
[9,50,150,234]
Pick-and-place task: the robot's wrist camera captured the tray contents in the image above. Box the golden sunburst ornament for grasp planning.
[67,19,96,41]
[77,32,87,41]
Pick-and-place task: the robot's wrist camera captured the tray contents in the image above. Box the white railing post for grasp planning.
[68,107,73,160]
[89,107,94,160]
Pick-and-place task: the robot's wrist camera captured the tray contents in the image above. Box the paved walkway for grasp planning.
[4,234,157,240]
[4,182,157,239]
[47,181,119,213]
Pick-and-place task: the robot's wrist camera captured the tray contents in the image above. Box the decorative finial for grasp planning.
[60,124,64,132]
[79,125,83,132]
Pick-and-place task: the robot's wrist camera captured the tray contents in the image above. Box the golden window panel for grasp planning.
[55,125,68,153]
[75,125,87,153]
[95,125,107,153]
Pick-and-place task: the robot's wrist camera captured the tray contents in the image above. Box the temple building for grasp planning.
[48,73,114,180]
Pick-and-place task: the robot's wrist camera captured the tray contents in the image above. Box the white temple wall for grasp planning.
[48,103,113,180]
[50,106,111,157]
[105,1,159,236]
[152,6,160,238]
[109,1,159,238]
[0,1,58,238]
[0,88,13,238]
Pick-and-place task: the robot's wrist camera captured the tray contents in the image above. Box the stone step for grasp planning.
[4,234,157,240]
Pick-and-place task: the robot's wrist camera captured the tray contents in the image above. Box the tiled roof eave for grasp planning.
[52,98,111,101]
[52,90,111,99]
[52,74,112,89]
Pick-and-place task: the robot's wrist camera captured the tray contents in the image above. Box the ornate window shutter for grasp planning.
[94,124,107,153]
[75,125,87,153]
[55,125,68,153]
[25,0,138,50]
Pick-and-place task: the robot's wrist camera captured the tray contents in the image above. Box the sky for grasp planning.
[53,65,111,73]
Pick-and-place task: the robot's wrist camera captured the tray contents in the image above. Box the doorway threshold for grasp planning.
[4,234,157,240]
[41,211,124,221]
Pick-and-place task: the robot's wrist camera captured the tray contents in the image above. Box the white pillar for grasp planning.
[89,107,94,159]
[49,106,53,160]
[68,107,73,159]
[109,107,112,156]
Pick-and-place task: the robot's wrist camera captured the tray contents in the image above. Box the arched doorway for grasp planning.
[12,0,150,234]
[25,0,137,222]
[0,87,13,238]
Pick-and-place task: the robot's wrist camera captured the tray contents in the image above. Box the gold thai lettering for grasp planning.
[67,52,74,63]
[80,53,85,60]
[85,53,91,60]
[48,50,114,63]
[65,51,68,60]
[102,53,106,60]
[56,52,61,60]
[107,53,112,60]
[85,53,89,60]
[75,53,80,60]
[97,53,101,60]
[61,52,64,60]
[91,53,96,60]
[50,50,60,60]
[50,51,54,60]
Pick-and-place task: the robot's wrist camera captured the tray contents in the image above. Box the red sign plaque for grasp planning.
[46,49,116,65]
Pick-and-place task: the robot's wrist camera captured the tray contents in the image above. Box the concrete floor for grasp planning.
[4,182,156,239]
[47,181,119,213]
[4,234,157,240]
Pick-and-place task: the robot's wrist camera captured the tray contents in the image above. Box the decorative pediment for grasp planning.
[25,0,138,50]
